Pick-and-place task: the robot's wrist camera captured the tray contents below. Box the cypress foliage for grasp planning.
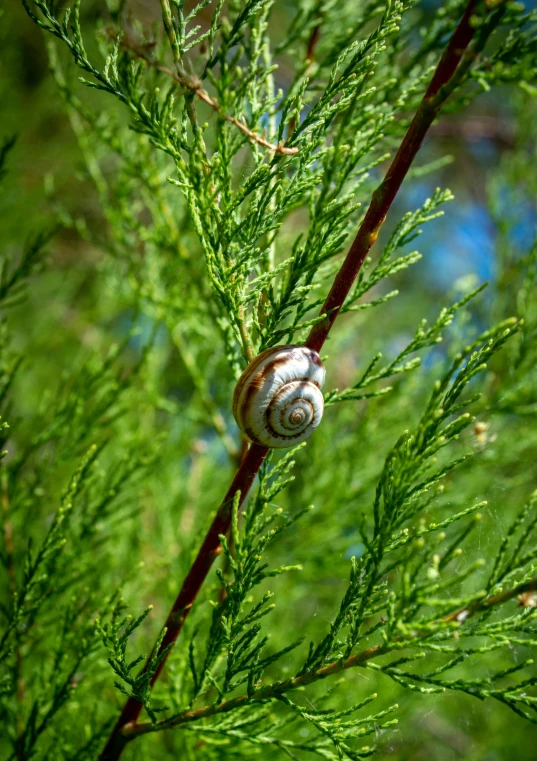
[2,1,537,759]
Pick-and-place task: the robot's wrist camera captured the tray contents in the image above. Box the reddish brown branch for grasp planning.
[100,2,497,757]
[305,0,481,353]
[123,642,391,738]
[306,23,321,63]
[445,577,537,622]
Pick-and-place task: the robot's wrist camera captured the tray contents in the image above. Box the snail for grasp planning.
[232,345,326,448]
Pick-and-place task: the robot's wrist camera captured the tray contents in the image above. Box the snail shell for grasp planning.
[232,345,325,448]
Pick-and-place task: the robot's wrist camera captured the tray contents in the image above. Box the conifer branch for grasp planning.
[99,443,270,760]
[446,578,537,622]
[10,0,537,756]
[99,2,506,757]
[305,0,500,353]
[287,16,323,138]
[123,576,537,739]
[114,32,298,157]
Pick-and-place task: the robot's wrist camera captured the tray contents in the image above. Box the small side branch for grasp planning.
[115,35,298,157]
[125,575,537,738]
[446,578,537,622]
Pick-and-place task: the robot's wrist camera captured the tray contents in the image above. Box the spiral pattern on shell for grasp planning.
[232,345,326,449]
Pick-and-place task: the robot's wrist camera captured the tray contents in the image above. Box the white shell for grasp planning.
[232,345,325,448]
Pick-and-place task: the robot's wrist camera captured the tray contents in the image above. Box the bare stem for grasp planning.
[237,305,256,363]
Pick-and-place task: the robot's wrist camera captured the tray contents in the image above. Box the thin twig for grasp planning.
[445,578,537,622]
[236,305,256,363]
[99,2,503,757]
[124,576,537,738]
[1,470,16,609]
[114,35,298,157]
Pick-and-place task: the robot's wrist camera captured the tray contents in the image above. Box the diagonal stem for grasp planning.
[99,1,502,757]
[306,0,483,352]
[100,443,270,760]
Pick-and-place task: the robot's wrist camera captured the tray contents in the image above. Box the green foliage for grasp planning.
[98,604,172,722]
[2,0,537,759]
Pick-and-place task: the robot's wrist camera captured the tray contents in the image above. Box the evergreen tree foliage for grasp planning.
[2,0,537,759]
